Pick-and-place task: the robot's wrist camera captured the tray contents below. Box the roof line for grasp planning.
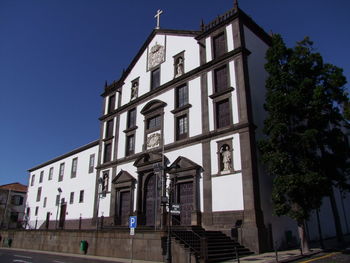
[28,140,99,172]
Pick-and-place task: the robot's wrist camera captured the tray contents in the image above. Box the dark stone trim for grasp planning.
[196,8,271,47]
[211,169,242,178]
[170,104,192,114]
[202,139,213,226]
[123,126,138,134]
[209,87,234,99]
[102,136,114,142]
[28,140,99,172]
[96,122,252,169]
[99,47,250,121]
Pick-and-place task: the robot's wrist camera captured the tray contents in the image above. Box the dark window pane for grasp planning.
[36,187,42,202]
[151,68,160,90]
[108,94,115,113]
[39,171,44,183]
[147,115,161,130]
[49,167,53,180]
[127,109,136,129]
[79,190,84,203]
[89,154,95,174]
[70,192,74,204]
[58,163,65,182]
[176,115,188,140]
[216,99,231,128]
[105,119,114,138]
[214,65,228,93]
[104,143,112,163]
[126,134,135,156]
[213,32,226,58]
[176,85,188,108]
[31,175,35,186]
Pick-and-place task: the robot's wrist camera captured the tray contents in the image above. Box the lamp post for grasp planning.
[96,177,103,230]
[55,187,62,229]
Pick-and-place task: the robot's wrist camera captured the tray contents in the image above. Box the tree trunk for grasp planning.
[329,187,344,244]
[298,221,310,254]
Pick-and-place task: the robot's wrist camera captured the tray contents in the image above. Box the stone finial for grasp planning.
[234,0,239,10]
[200,19,205,31]
[104,80,108,88]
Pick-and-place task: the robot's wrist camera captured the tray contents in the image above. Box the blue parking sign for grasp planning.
[129,216,137,228]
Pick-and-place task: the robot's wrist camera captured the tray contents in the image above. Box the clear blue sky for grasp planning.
[0,0,349,186]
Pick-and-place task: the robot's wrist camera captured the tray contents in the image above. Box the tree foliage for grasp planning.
[259,34,350,225]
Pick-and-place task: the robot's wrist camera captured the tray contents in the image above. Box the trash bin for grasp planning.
[4,238,12,248]
[80,240,88,254]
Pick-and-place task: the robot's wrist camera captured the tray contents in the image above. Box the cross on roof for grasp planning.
[154,9,163,29]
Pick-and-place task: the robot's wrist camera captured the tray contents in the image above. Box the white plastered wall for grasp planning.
[26,144,98,229]
[210,134,243,211]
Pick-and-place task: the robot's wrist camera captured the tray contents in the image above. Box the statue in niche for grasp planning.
[175,57,184,77]
[131,82,138,100]
[220,145,232,173]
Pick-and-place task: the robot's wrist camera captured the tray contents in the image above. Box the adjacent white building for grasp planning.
[26,141,98,230]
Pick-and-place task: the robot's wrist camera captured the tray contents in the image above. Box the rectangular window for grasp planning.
[71,157,78,178]
[79,190,84,203]
[127,108,136,129]
[216,99,231,128]
[39,171,44,183]
[48,167,53,180]
[56,195,60,206]
[126,134,135,156]
[105,119,114,138]
[151,68,160,90]
[43,197,47,208]
[176,115,188,140]
[70,192,74,204]
[214,65,228,93]
[26,207,30,217]
[58,163,65,182]
[36,187,42,202]
[213,32,226,59]
[108,94,115,113]
[31,175,35,186]
[103,143,112,163]
[35,207,39,216]
[176,84,188,108]
[10,212,19,222]
[11,195,24,206]
[147,115,161,130]
[89,154,95,174]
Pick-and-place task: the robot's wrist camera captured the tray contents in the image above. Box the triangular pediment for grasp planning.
[134,152,164,168]
[168,156,202,174]
[112,170,136,184]
[102,29,200,96]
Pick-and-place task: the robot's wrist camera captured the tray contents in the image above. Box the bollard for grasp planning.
[235,246,240,263]
[274,241,278,262]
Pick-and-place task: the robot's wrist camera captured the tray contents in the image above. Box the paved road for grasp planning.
[294,249,350,263]
[0,249,123,263]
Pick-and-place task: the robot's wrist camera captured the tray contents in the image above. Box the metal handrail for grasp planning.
[170,216,204,255]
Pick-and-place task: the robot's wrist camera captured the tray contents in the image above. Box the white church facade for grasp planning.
[26,4,350,255]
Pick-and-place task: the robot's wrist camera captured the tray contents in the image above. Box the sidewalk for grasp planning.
[235,234,350,263]
[237,248,321,263]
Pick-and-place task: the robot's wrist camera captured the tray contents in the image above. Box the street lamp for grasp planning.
[55,187,62,229]
[96,177,103,229]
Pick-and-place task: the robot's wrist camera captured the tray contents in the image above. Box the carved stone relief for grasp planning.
[146,131,161,149]
[148,42,165,70]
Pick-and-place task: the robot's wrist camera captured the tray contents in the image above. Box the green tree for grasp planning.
[259,34,350,252]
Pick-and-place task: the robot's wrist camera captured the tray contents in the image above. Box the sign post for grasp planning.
[171,204,180,215]
[129,216,137,262]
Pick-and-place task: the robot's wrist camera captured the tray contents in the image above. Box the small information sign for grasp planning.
[130,228,135,236]
[171,204,180,215]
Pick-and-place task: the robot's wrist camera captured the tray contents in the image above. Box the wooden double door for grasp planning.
[145,174,161,226]
[176,182,193,226]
